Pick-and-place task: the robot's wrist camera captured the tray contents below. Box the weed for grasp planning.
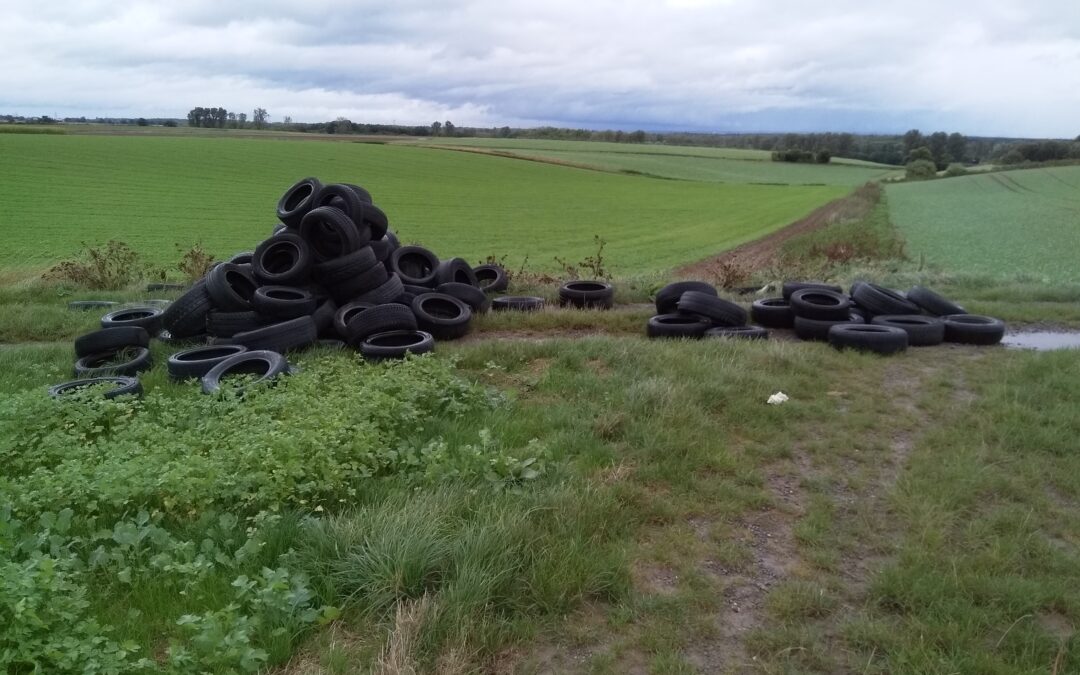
[554,235,611,280]
[176,242,217,282]
[43,240,143,289]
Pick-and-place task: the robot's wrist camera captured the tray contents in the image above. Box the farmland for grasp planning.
[0,134,846,275]
[887,166,1080,282]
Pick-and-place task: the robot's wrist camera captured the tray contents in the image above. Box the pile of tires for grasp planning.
[647,281,767,340]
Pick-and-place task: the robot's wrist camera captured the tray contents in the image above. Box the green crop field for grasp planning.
[0,134,846,275]
[420,137,900,186]
[887,166,1080,282]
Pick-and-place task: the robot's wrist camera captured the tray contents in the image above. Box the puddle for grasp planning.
[1002,331,1080,351]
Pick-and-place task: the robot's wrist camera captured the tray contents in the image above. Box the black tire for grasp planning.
[438,282,491,313]
[655,281,716,315]
[74,326,150,358]
[390,246,440,286]
[355,274,405,305]
[206,262,259,311]
[48,376,143,399]
[359,330,435,361]
[99,306,163,334]
[313,184,370,233]
[228,251,254,265]
[146,283,187,292]
[646,314,712,339]
[751,297,794,329]
[851,282,920,317]
[358,202,389,240]
[411,293,473,340]
[201,350,291,395]
[167,345,248,380]
[677,291,746,326]
[793,314,864,342]
[276,177,323,228]
[828,324,909,355]
[312,247,379,285]
[434,258,479,287]
[230,316,318,352]
[492,296,544,312]
[161,282,215,339]
[370,236,397,262]
[326,259,389,303]
[558,280,614,309]
[343,303,418,345]
[312,298,339,338]
[473,264,509,293]
[907,286,965,316]
[253,233,313,286]
[299,206,366,262]
[69,300,118,311]
[942,314,1006,345]
[206,310,268,338]
[251,286,317,320]
[74,346,153,377]
[159,330,209,346]
[272,223,289,237]
[789,289,852,321]
[705,325,769,340]
[871,315,945,347]
[341,182,373,204]
[782,281,843,301]
[333,301,375,338]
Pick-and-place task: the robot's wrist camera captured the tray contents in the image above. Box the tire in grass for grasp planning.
[782,281,843,301]
[253,233,312,286]
[69,300,118,311]
[201,350,291,395]
[206,262,259,311]
[437,282,491,313]
[333,301,376,338]
[167,345,248,380]
[359,330,435,361]
[676,291,746,326]
[74,346,153,377]
[230,316,317,352]
[705,325,769,340]
[48,376,143,399]
[850,282,920,317]
[907,286,965,316]
[654,281,716,315]
[828,324,909,355]
[433,258,479,287]
[473,264,509,293]
[251,286,317,320]
[646,313,712,339]
[411,293,473,340]
[788,288,852,321]
[343,303,418,346]
[390,246,440,286]
[100,306,163,334]
[942,314,1006,345]
[492,296,544,312]
[870,315,945,346]
[558,280,614,309]
[751,297,794,329]
[74,326,150,358]
[276,177,323,228]
[161,282,215,339]
[793,314,864,342]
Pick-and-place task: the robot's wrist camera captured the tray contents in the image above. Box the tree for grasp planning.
[443,120,455,137]
[136,118,148,126]
[238,112,247,128]
[162,120,178,127]
[906,145,934,164]
[227,112,237,128]
[902,129,924,154]
[946,132,966,164]
[905,159,937,180]
[332,117,352,134]
[253,108,269,130]
[431,121,442,136]
[927,132,949,169]
[283,116,293,126]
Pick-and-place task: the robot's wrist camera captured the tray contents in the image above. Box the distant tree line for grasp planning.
[998,138,1080,164]
[185,107,269,129]
[772,148,832,164]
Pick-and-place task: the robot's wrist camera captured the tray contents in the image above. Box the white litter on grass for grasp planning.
[767,392,789,405]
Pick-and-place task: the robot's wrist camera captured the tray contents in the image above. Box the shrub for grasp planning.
[43,240,143,289]
[176,242,217,282]
[905,159,938,181]
[944,163,969,177]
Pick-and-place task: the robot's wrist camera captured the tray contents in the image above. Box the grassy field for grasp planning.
[887,166,1080,282]
[420,137,901,186]
[0,134,846,276]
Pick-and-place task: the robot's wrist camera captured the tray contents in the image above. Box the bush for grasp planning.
[944,163,969,177]
[905,159,938,181]
[43,240,143,289]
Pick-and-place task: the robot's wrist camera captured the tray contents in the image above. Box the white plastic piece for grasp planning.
[767,391,789,405]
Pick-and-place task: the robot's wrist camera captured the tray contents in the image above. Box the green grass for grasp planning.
[887,166,1080,283]
[422,137,900,186]
[0,134,845,276]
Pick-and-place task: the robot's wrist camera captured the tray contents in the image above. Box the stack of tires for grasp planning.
[646,281,767,340]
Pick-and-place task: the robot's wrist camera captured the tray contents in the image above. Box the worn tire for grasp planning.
[828,324,909,355]
[230,316,317,352]
[793,314,865,342]
[437,282,490,313]
[276,177,323,228]
[677,291,746,326]
[870,315,945,346]
[201,350,291,395]
[253,233,313,286]
[473,264,509,293]
[49,376,143,399]
[655,281,716,315]
[74,346,153,377]
[167,345,248,380]
[907,286,965,316]
[251,286,317,320]
[705,325,769,340]
[942,314,1006,345]
[100,306,163,334]
[74,326,150,358]
[161,282,215,339]
[751,298,794,328]
[789,289,852,321]
[343,303,418,345]
[358,202,389,240]
[782,281,843,301]
[314,184,368,232]
[312,298,339,338]
[312,247,379,285]
[206,310,268,338]
[359,330,435,361]
[646,314,712,339]
[371,236,398,262]
[69,300,118,311]
[228,251,254,265]
[341,182,373,204]
[334,301,376,338]
[390,246,440,286]
[411,293,473,340]
[851,282,920,317]
[433,258,478,287]
[355,274,405,305]
[299,206,366,262]
[206,262,259,311]
[558,280,614,309]
[492,295,544,312]
[326,259,389,303]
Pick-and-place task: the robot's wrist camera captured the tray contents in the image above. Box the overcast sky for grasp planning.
[2,0,1078,137]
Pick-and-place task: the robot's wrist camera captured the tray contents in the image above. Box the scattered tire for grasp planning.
[48,376,143,400]
[161,282,215,339]
[312,247,379,285]
[206,262,259,311]
[433,257,479,287]
[201,350,291,395]
[705,325,769,340]
[473,264,509,293]
[390,246,440,286]
[789,289,852,321]
[793,314,864,342]
[558,280,614,309]
[100,306,163,334]
[492,296,544,312]
[871,315,945,347]
[437,282,490,313]
[907,286,966,316]
[343,303,418,345]
[69,300,118,311]
[942,314,1006,345]
[782,281,843,301]
[276,177,323,228]
[411,293,473,340]
[74,346,153,377]
[251,286,317,320]
[751,297,794,329]
[253,233,312,286]
[655,281,716,315]
[167,344,248,380]
[230,316,318,352]
[74,326,150,358]
[334,301,376,338]
[828,324,909,355]
[851,282,920,317]
[355,274,405,305]
[677,291,746,326]
[299,206,366,261]
[646,314,712,339]
[359,330,435,361]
